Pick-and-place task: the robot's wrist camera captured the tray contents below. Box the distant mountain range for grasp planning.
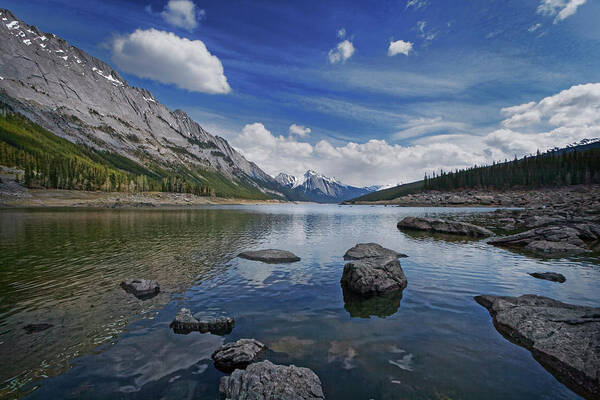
[0,9,284,199]
[275,170,379,203]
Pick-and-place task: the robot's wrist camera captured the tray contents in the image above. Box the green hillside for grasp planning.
[348,144,600,203]
[0,111,273,199]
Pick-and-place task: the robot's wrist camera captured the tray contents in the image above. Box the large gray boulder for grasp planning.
[397,217,494,237]
[170,308,234,335]
[341,243,407,295]
[475,294,600,399]
[120,279,160,299]
[212,339,267,372]
[488,225,594,255]
[238,249,301,264]
[219,360,325,400]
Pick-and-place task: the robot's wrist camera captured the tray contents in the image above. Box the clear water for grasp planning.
[0,205,598,399]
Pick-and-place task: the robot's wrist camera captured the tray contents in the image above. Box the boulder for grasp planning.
[120,279,160,299]
[238,249,301,263]
[489,226,592,255]
[397,217,494,237]
[219,360,325,400]
[341,243,407,295]
[475,294,600,399]
[212,339,267,372]
[170,308,234,335]
[23,323,53,334]
[529,272,566,283]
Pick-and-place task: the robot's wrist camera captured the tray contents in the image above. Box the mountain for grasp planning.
[275,170,377,203]
[0,9,283,199]
[348,141,600,203]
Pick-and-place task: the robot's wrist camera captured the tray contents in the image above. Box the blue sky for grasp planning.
[4,0,600,186]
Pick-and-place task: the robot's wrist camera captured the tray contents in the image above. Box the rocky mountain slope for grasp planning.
[275,170,376,203]
[0,9,282,198]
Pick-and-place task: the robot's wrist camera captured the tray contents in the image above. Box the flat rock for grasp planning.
[212,339,267,372]
[489,225,592,255]
[120,279,160,299]
[219,360,325,400]
[170,308,234,335]
[529,272,566,283]
[397,217,494,237]
[23,323,53,334]
[475,294,600,399]
[238,249,300,263]
[341,243,407,295]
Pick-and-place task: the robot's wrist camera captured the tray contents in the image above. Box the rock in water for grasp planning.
[341,243,407,295]
[238,249,301,263]
[397,217,494,237]
[212,339,267,372]
[219,360,325,400]
[120,279,160,299]
[529,272,566,283]
[170,308,234,335]
[23,323,53,334]
[488,225,593,256]
[475,294,600,399]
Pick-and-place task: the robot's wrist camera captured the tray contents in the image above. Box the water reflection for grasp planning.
[342,288,403,318]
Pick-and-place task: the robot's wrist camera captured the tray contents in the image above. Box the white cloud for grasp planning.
[161,0,205,30]
[337,28,346,39]
[406,0,429,10]
[328,40,355,64]
[388,39,413,56]
[528,23,542,32]
[111,28,230,94]
[537,0,587,23]
[289,124,311,137]
[417,21,436,41]
[393,117,469,140]
[232,83,600,187]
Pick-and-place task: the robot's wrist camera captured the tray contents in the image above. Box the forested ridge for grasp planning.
[0,111,272,199]
[350,143,600,202]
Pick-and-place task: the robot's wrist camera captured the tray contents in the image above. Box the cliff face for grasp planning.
[0,9,280,195]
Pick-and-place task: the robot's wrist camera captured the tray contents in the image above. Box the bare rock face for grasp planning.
[397,217,494,237]
[170,308,234,335]
[120,279,159,299]
[212,339,267,372]
[488,225,596,255]
[238,249,301,264]
[529,272,566,283]
[341,243,407,295]
[475,294,600,399]
[219,360,325,400]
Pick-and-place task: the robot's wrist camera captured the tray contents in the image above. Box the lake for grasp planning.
[1,205,599,399]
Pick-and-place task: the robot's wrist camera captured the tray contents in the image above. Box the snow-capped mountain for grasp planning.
[0,8,282,198]
[275,170,379,203]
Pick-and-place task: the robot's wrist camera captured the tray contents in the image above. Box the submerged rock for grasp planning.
[212,338,267,372]
[219,360,325,400]
[23,323,53,334]
[529,272,566,283]
[342,288,402,318]
[397,217,494,237]
[170,308,234,335]
[488,225,594,256]
[341,243,407,295]
[120,279,160,299]
[475,294,600,399]
[238,249,301,263]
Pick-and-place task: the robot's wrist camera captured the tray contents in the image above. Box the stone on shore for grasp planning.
[120,279,160,299]
[212,338,267,372]
[238,249,301,263]
[170,308,234,335]
[219,360,325,400]
[397,217,494,237]
[475,294,600,399]
[488,225,594,255]
[341,243,407,295]
[529,272,566,283]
